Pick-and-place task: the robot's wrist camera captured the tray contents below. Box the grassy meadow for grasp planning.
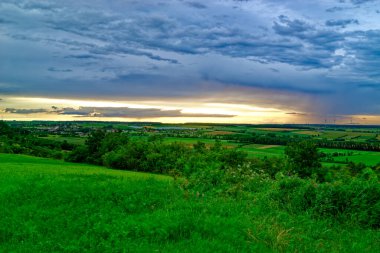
[1,153,379,252]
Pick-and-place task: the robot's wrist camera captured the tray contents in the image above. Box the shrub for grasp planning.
[271,176,380,228]
[285,141,321,178]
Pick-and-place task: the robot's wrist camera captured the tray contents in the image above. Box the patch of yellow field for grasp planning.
[207,131,235,135]
[256,128,296,132]
[257,145,280,149]
[296,130,321,135]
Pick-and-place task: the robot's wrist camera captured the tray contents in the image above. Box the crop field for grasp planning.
[292,130,321,136]
[36,129,379,167]
[1,154,379,252]
[294,130,377,141]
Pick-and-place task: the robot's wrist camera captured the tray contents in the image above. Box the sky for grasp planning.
[1,0,380,124]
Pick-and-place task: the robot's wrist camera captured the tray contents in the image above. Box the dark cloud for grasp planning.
[274,15,314,34]
[325,19,359,27]
[64,55,103,60]
[185,2,207,9]
[272,16,344,68]
[350,0,376,5]
[0,18,14,24]
[47,67,73,72]
[4,108,49,114]
[326,6,345,12]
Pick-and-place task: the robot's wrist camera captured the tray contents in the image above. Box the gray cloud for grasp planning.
[48,67,73,72]
[325,19,359,27]
[185,2,207,9]
[326,6,345,12]
[350,0,376,5]
[4,108,49,114]
[59,107,235,118]
[3,106,235,118]
[286,112,307,116]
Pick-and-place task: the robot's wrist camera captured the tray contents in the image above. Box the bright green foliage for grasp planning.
[1,122,380,252]
[1,154,379,252]
[271,176,380,228]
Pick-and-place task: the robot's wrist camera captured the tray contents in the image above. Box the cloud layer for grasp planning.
[3,106,235,118]
[1,0,380,121]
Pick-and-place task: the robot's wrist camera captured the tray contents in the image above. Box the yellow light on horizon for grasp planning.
[1,95,307,124]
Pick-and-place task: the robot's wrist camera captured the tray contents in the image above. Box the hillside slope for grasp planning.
[0,154,379,252]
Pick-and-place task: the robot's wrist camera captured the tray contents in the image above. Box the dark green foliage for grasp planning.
[285,141,321,178]
[85,129,106,164]
[0,121,65,159]
[60,140,74,151]
[100,132,129,153]
[65,145,90,163]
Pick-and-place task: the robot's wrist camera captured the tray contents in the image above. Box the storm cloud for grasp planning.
[0,0,380,121]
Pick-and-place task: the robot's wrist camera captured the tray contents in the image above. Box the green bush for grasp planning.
[271,177,380,228]
[285,141,321,178]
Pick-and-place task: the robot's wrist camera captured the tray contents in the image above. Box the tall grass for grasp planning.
[1,154,379,252]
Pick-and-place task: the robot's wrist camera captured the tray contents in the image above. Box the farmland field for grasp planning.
[1,154,379,252]
[163,137,241,148]
[30,122,380,167]
[160,137,380,166]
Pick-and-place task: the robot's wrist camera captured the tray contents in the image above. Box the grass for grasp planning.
[239,144,285,159]
[1,154,379,252]
[319,148,380,166]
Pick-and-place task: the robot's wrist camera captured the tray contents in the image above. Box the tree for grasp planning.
[85,129,106,164]
[285,141,321,178]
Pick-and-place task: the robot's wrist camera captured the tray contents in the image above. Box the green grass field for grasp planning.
[1,154,379,252]
[239,144,285,159]
[319,148,380,166]
[238,144,380,166]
